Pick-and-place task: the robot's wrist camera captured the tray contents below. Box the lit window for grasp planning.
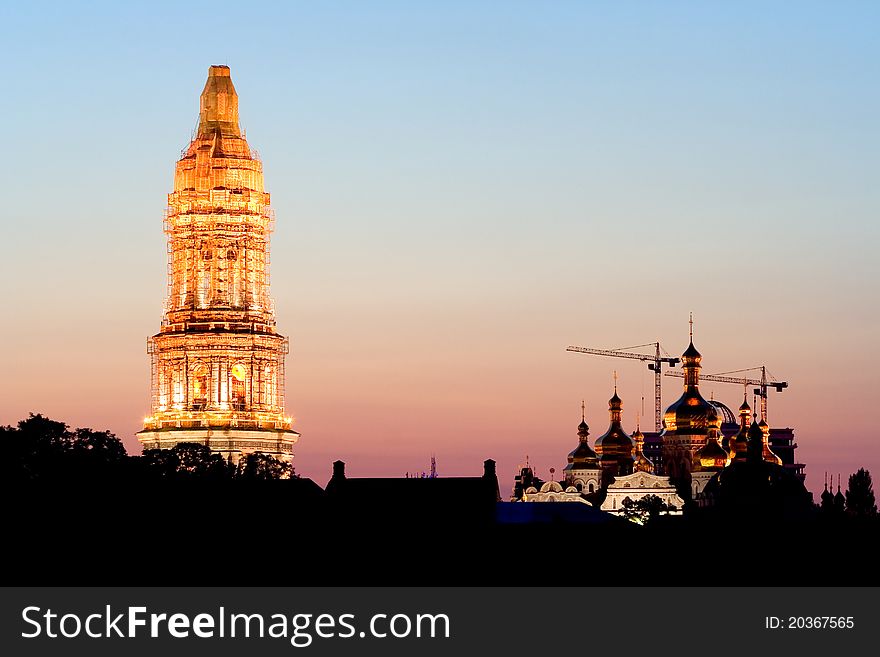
[231,364,247,410]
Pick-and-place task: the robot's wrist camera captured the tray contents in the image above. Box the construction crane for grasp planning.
[665,365,787,423]
[566,342,679,432]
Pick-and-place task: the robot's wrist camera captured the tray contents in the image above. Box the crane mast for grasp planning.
[566,342,679,432]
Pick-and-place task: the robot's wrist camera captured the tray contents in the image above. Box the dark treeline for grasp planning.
[7,414,294,483]
[4,414,880,586]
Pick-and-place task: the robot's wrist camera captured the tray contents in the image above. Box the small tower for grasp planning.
[594,381,635,486]
[661,317,716,495]
[757,418,782,466]
[562,401,602,494]
[730,393,752,463]
[632,418,654,474]
[746,418,765,465]
[820,472,834,511]
[834,474,846,513]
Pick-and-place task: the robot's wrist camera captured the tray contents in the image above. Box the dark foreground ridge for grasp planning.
[9,476,880,586]
[5,414,879,585]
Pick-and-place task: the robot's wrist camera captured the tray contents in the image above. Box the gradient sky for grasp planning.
[1,1,878,498]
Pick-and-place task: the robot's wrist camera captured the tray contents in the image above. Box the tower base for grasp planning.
[137,427,299,465]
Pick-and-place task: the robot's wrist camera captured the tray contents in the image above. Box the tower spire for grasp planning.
[198,65,241,137]
[680,318,702,388]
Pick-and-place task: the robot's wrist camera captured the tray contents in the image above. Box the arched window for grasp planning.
[171,364,184,409]
[192,365,208,410]
[588,483,595,493]
[263,365,275,409]
[231,363,247,411]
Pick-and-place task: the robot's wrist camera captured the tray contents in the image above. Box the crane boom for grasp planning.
[566,343,679,432]
[664,365,787,422]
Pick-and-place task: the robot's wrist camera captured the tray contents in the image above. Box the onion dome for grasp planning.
[710,398,739,447]
[594,388,635,473]
[834,475,845,511]
[693,420,730,472]
[662,333,716,438]
[565,403,600,470]
[730,395,752,462]
[709,399,737,426]
[820,472,834,509]
[746,419,764,464]
[682,339,702,363]
[576,400,590,436]
[609,390,623,414]
[707,403,721,430]
[758,418,782,466]
[693,438,729,472]
[632,421,654,473]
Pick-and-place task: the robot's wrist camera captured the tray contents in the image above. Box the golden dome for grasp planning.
[631,423,654,473]
[632,425,644,448]
[567,430,599,469]
[662,335,715,437]
[663,388,716,433]
[682,340,702,364]
[634,452,654,473]
[594,389,634,469]
[758,419,783,466]
[729,395,751,461]
[707,404,721,429]
[566,402,599,470]
[608,390,623,414]
[693,429,730,472]
[730,429,749,461]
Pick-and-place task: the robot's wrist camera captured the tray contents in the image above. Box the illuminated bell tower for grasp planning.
[138,65,299,463]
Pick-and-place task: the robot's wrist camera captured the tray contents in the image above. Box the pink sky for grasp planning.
[2,4,879,501]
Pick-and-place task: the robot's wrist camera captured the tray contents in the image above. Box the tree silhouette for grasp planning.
[8,413,127,481]
[845,469,877,517]
[237,452,294,480]
[140,443,232,480]
[621,494,675,524]
[7,414,296,483]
